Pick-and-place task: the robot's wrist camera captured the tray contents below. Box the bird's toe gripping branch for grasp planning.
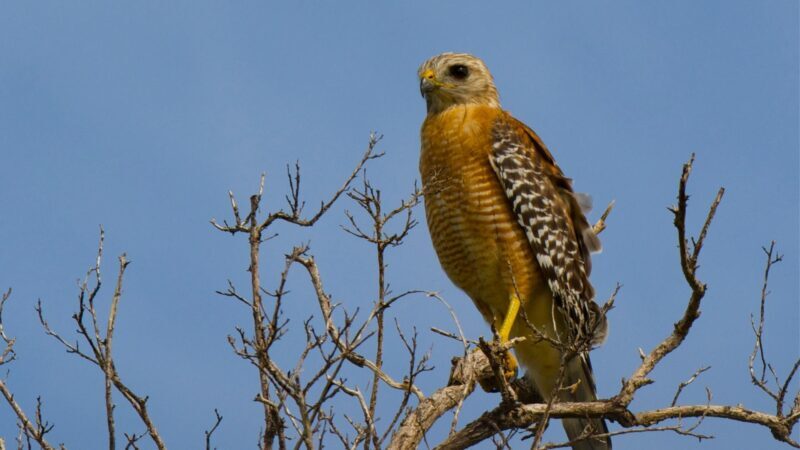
[478,295,521,392]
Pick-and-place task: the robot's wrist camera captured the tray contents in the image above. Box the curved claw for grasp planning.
[478,350,519,393]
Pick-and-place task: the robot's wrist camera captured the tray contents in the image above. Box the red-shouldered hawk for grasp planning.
[418,52,610,450]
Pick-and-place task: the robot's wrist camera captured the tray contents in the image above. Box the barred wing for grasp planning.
[490,116,606,345]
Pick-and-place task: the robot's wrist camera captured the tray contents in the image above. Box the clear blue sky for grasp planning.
[1,2,797,449]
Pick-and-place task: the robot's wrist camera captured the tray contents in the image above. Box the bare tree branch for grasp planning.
[2,145,796,450]
[592,200,615,236]
[37,230,166,450]
[204,409,223,450]
[0,290,58,450]
[671,366,711,407]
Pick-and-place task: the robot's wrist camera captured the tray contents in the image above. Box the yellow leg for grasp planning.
[478,295,521,392]
[498,293,521,342]
[498,294,521,382]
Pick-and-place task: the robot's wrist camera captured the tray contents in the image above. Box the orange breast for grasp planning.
[419,105,544,325]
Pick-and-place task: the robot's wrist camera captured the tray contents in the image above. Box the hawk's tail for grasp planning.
[560,354,611,450]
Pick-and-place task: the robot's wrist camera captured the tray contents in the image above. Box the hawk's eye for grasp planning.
[448,64,470,80]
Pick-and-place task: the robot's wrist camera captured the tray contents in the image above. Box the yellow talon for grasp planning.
[503,351,518,379]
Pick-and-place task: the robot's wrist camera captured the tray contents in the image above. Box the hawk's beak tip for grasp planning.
[420,78,435,98]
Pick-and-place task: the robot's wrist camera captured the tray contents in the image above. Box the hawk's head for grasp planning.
[418,53,500,114]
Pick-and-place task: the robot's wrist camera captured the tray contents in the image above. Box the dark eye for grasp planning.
[448,64,469,80]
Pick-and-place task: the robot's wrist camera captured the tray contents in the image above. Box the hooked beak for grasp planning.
[419,69,437,98]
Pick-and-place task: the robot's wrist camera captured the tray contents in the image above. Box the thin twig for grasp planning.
[205,409,223,450]
[671,366,711,407]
